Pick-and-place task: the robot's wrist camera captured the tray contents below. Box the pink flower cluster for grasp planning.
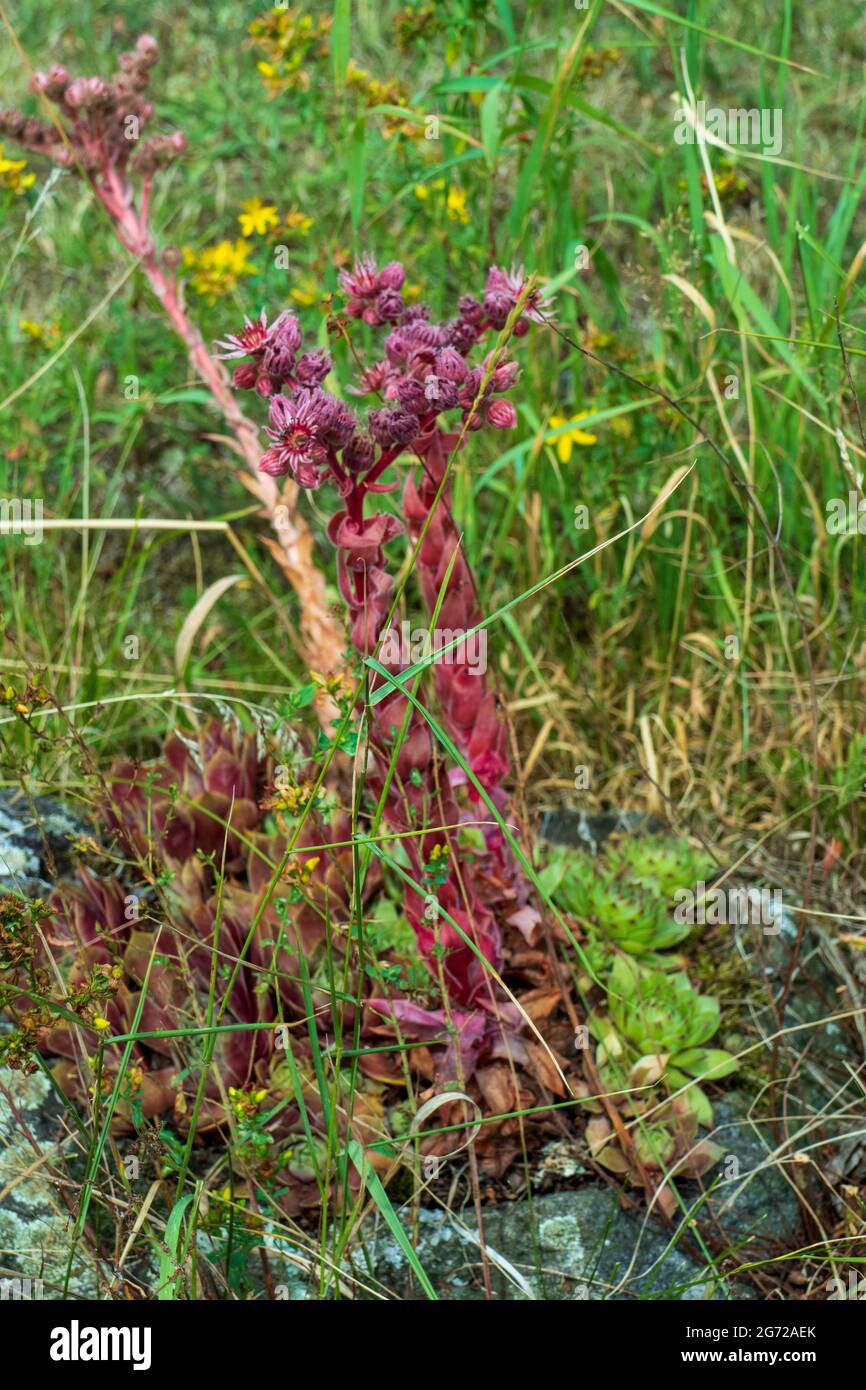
[0,35,186,179]
[224,256,550,1080]
[219,259,546,499]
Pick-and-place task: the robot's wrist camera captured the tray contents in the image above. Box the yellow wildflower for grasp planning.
[414,179,470,223]
[289,275,317,307]
[0,145,35,195]
[546,412,598,462]
[93,1016,111,1031]
[19,318,60,348]
[249,8,331,96]
[182,239,256,303]
[284,208,314,236]
[238,197,279,237]
[446,185,470,223]
[415,177,445,202]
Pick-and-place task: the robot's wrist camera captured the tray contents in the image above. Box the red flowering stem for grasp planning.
[404,431,508,809]
[1,39,346,696]
[93,174,344,686]
[326,460,503,1010]
[402,428,538,941]
[219,254,551,1017]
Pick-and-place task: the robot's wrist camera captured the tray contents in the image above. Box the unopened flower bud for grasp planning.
[295,348,332,386]
[63,79,89,109]
[388,409,420,445]
[424,376,458,410]
[492,360,519,391]
[447,319,476,353]
[376,288,404,322]
[271,313,302,354]
[435,346,467,382]
[31,71,53,95]
[458,295,483,324]
[486,399,517,429]
[395,377,427,414]
[483,291,512,329]
[233,362,258,390]
[370,407,417,446]
[135,34,160,66]
[263,343,296,380]
[379,261,405,290]
[343,432,375,472]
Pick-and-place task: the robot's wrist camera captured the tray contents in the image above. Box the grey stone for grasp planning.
[0,1063,99,1299]
[0,789,86,895]
[538,809,663,855]
[340,1182,753,1300]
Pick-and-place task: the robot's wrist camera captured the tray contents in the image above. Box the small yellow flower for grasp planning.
[415,178,445,202]
[289,276,317,307]
[0,145,35,195]
[546,412,598,462]
[93,1016,111,1031]
[293,856,320,886]
[284,208,314,236]
[182,239,256,303]
[446,186,470,223]
[238,197,279,237]
[19,318,60,348]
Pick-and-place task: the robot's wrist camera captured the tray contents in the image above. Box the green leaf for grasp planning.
[158,1192,195,1299]
[711,241,824,405]
[493,0,516,44]
[480,82,503,168]
[673,1047,739,1080]
[346,1140,438,1299]
[619,0,814,69]
[332,0,351,87]
[507,3,603,240]
[684,1083,714,1128]
[686,996,721,1047]
[348,116,367,238]
[513,74,659,157]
